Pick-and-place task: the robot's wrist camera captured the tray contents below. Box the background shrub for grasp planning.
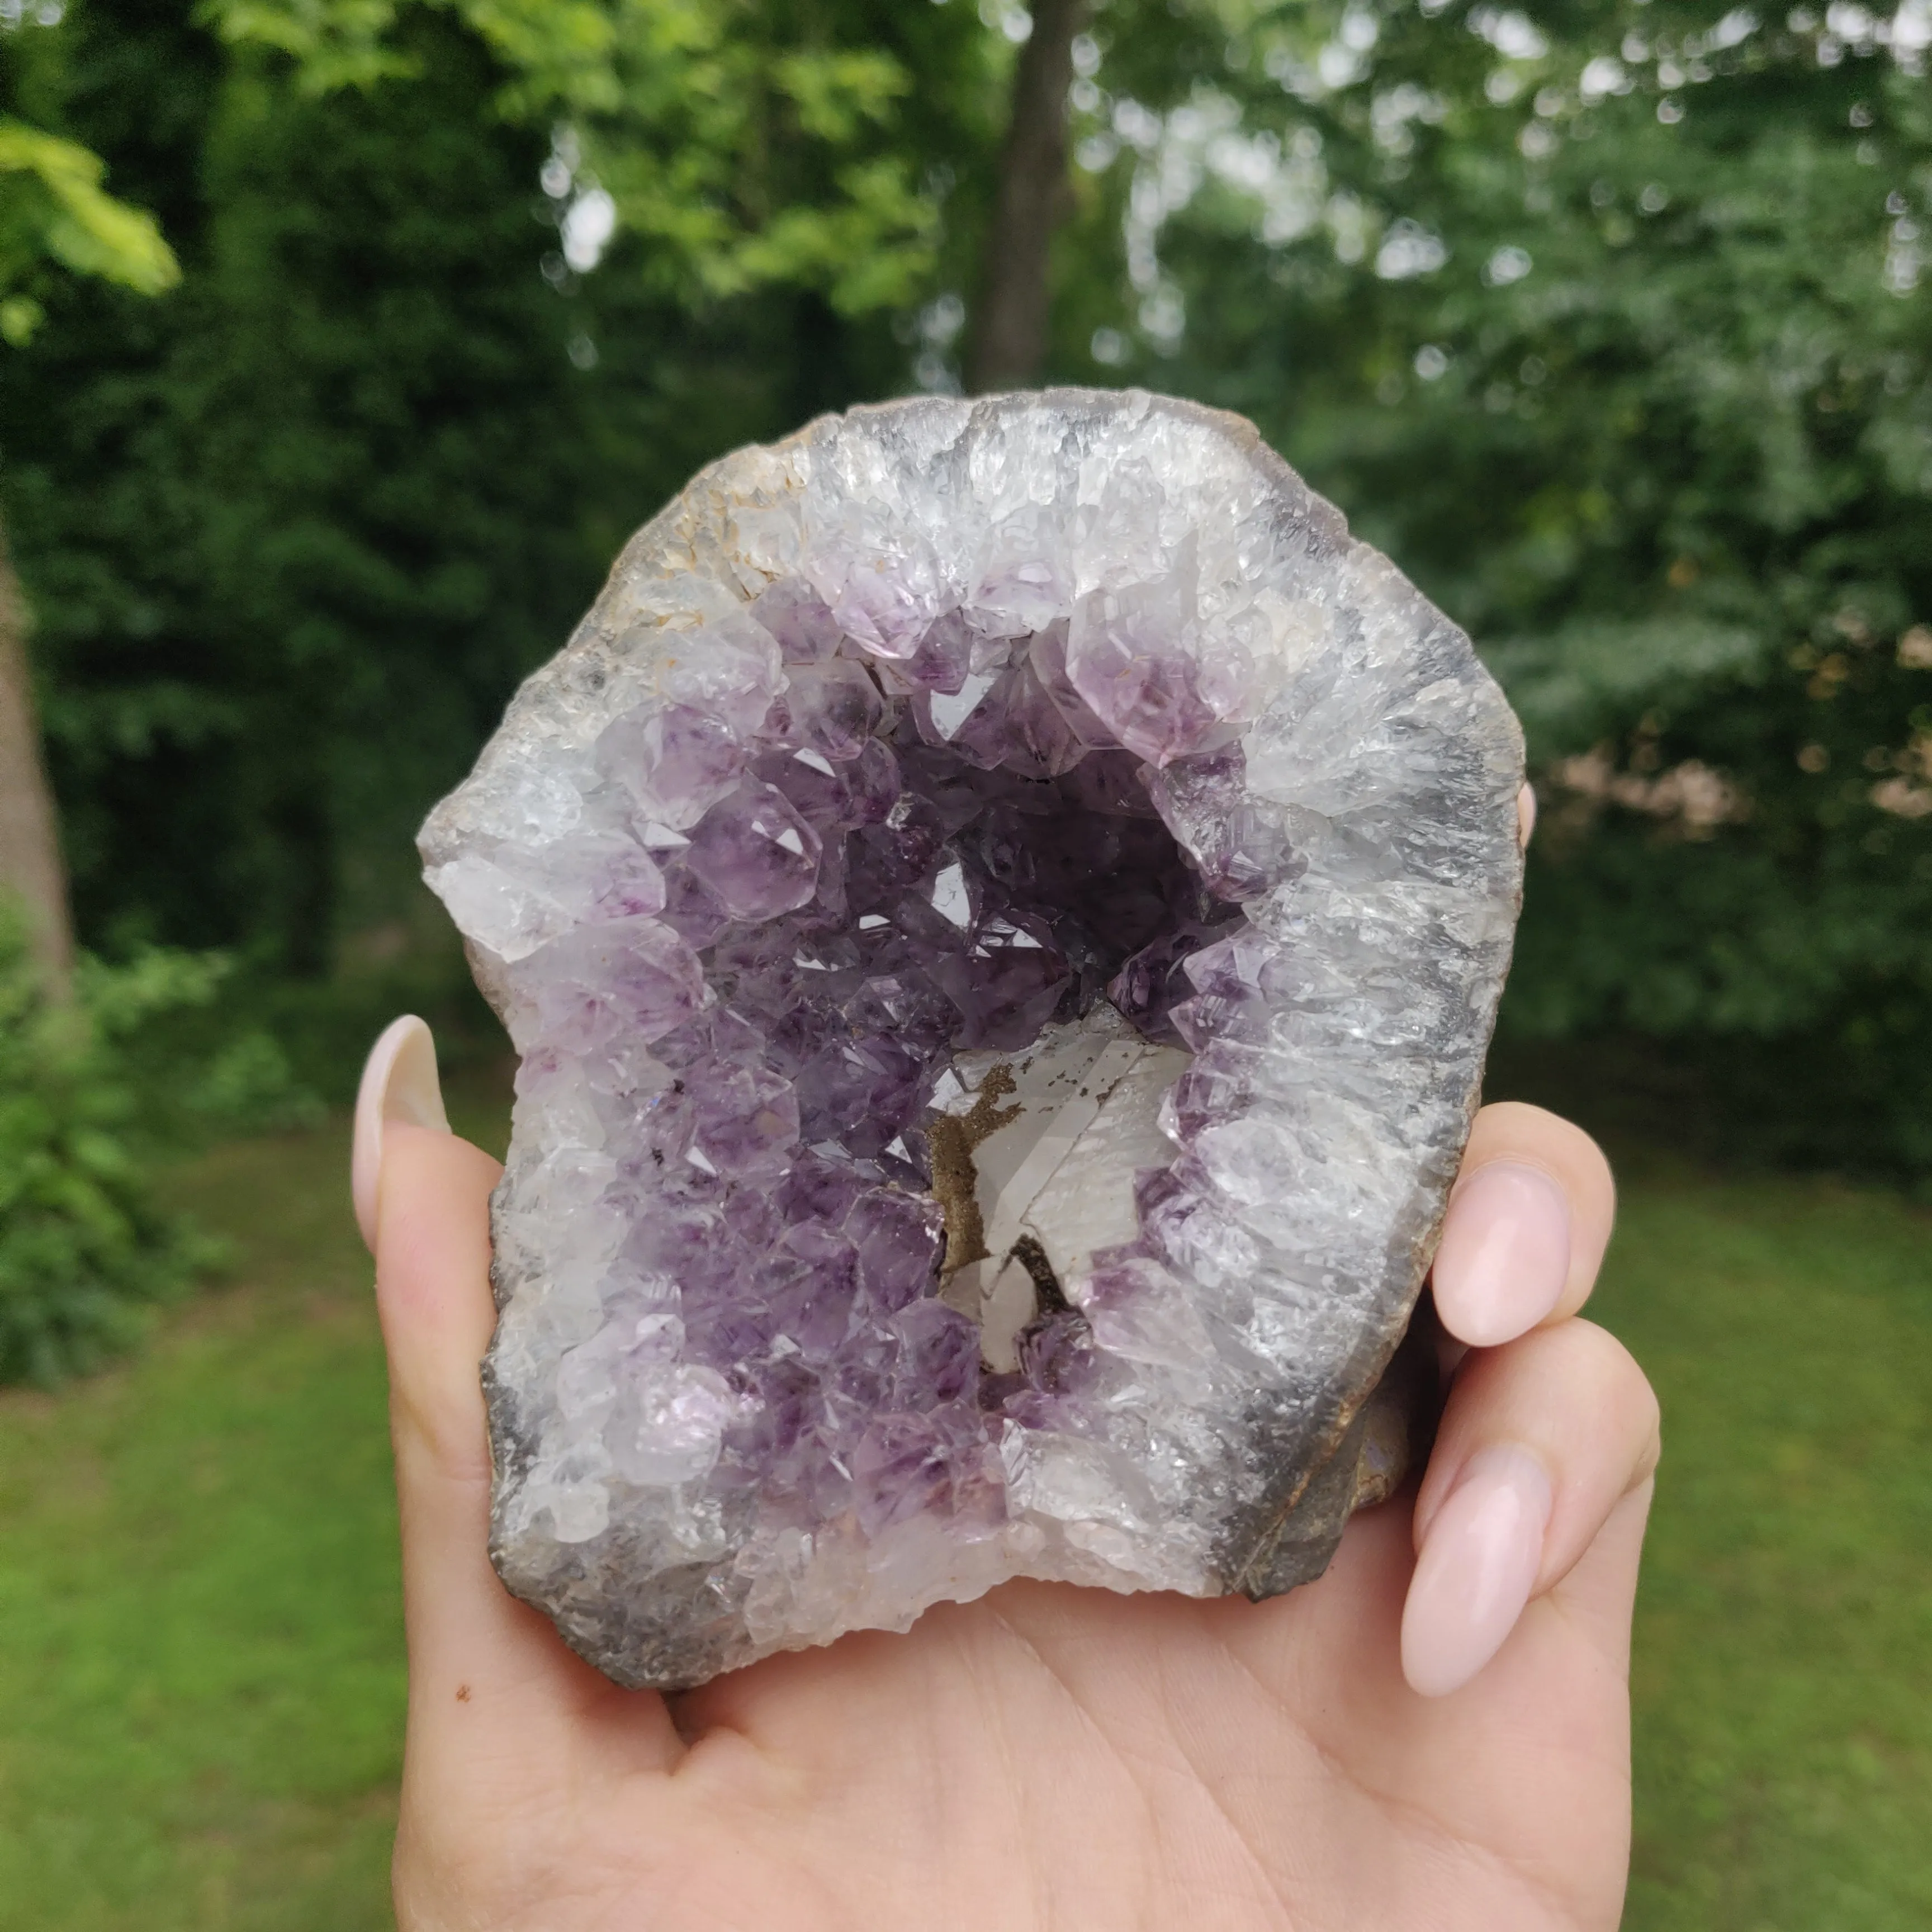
[0,904,230,1384]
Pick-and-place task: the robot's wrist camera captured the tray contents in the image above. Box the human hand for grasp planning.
[354,903,1654,1929]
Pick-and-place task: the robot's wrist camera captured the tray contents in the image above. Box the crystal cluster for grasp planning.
[419,389,1524,1690]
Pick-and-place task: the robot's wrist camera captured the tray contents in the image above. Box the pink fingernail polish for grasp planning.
[351,1016,448,1254]
[1517,782,1537,851]
[1432,1161,1571,1346]
[1401,1444,1553,1698]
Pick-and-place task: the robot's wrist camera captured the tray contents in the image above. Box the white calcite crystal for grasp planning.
[420,389,1524,1689]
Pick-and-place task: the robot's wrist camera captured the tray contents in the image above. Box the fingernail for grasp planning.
[1402,1444,1553,1698]
[1517,782,1537,851]
[352,1016,449,1254]
[1432,1161,1571,1346]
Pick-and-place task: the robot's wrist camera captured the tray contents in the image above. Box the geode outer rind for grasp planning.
[420,388,1524,1690]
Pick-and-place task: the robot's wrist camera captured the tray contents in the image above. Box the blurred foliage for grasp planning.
[1,0,1929,1167]
[198,0,987,312]
[0,110,177,343]
[0,900,230,1386]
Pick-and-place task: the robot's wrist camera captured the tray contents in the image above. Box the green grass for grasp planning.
[0,1114,399,1931]
[0,1081,509,1932]
[1610,1156,1932,1931]
[0,1105,1925,1929]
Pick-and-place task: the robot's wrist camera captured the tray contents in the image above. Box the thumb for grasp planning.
[352,1020,683,1774]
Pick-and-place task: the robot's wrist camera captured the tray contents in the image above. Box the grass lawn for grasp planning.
[0,1100,1926,1928]
[1614,1152,1932,1931]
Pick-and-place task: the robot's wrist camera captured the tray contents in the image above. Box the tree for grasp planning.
[964,0,1089,392]
[0,102,178,991]
[197,0,973,317]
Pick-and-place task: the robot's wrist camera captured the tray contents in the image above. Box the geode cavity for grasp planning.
[420,389,1524,1690]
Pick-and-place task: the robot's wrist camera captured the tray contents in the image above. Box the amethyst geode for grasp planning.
[420,389,1524,1689]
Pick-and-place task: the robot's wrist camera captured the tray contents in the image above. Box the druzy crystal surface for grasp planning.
[420,389,1524,1690]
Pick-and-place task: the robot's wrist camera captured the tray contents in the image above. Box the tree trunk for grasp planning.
[0,519,75,992]
[964,0,1088,394]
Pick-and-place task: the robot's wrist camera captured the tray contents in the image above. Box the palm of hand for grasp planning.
[374,1110,1649,1932]
[397,1459,1639,1931]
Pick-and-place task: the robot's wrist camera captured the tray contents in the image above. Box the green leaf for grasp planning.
[0,294,42,344]
[0,120,181,302]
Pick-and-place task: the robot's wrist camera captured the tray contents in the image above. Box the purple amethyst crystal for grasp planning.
[420,389,1524,1689]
